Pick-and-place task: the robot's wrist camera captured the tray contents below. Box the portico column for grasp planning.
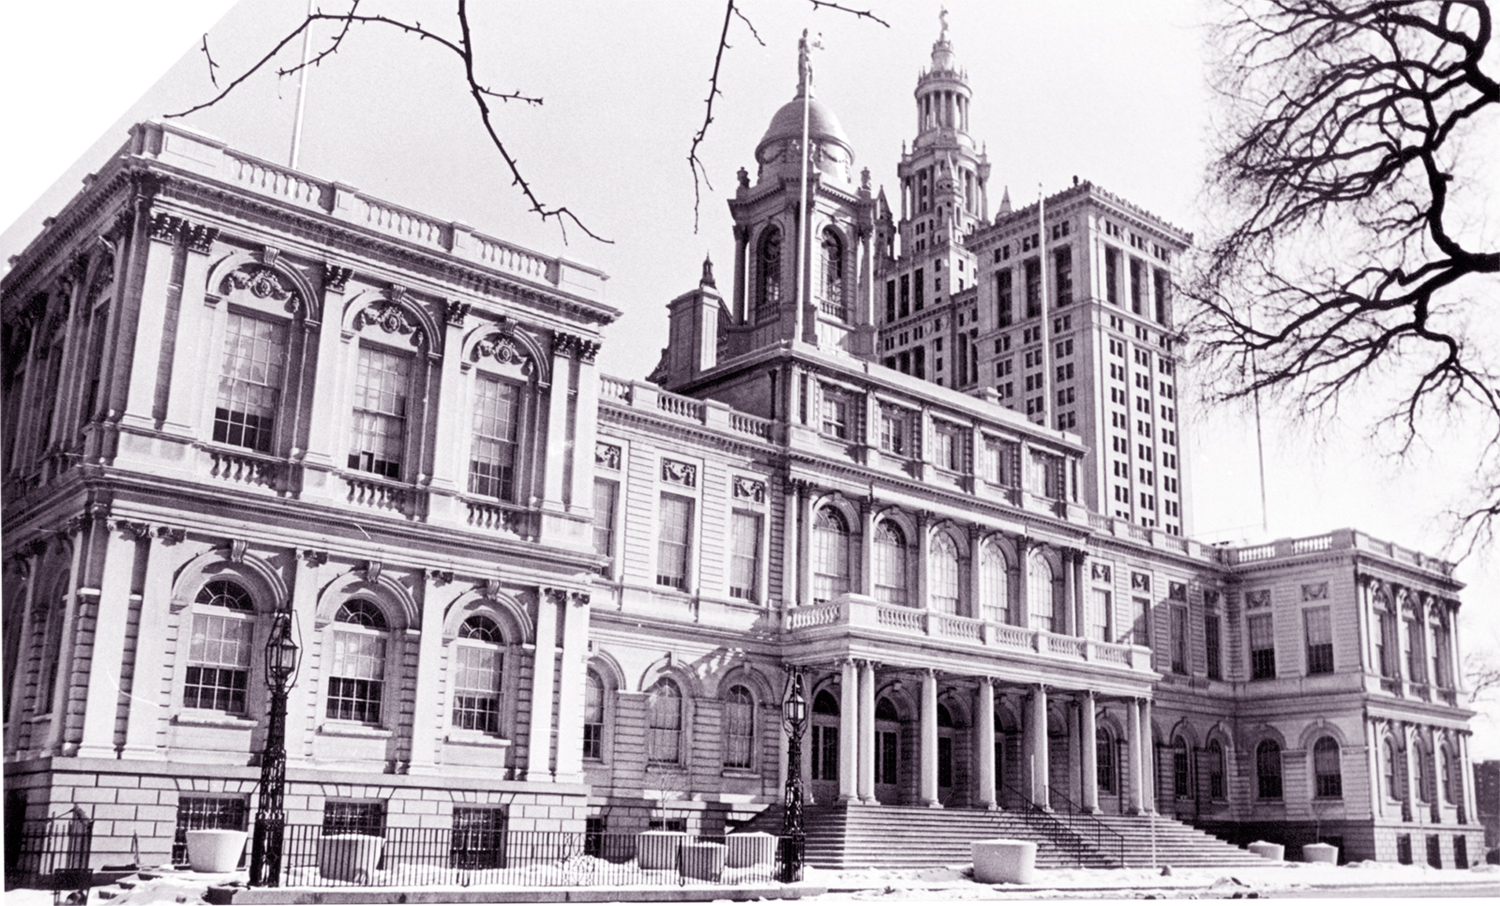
[976,680,997,809]
[525,588,562,781]
[1030,684,1050,808]
[838,659,859,802]
[1126,698,1144,815]
[920,669,940,807]
[858,660,877,803]
[1079,690,1098,812]
[1140,698,1156,813]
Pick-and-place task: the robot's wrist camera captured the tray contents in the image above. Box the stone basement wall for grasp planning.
[3,757,588,870]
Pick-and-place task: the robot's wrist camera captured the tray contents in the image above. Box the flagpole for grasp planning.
[1039,184,1052,428]
[289,0,315,169]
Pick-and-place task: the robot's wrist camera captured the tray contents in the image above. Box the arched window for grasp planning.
[820,228,846,320]
[930,533,961,615]
[583,671,605,760]
[326,599,389,725]
[647,680,683,764]
[875,697,899,722]
[723,685,755,769]
[979,541,1010,624]
[184,580,256,714]
[1256,740,1283,799]
[1173,737,1190,797]
[1313,736,1342,798]
[1207,740,1225,800]
[811,690,839,782]
[1383,738,1400,800]
[451,615,504,734]
[812,507,851,602]
[873,521,909,606]
[756,227,783,322]
[1097,727,1116,794]
[1027,553,1055,632]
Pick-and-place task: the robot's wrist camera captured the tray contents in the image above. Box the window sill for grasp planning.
[721,769,759,780]
[317,722,392,739]
[174,712,257,729]
[444,732,512,749]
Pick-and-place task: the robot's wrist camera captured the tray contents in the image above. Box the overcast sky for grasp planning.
[3,0,1497,755]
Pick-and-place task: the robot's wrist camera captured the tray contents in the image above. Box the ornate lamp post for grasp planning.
[249,606,300,887]
[780,669,807,884]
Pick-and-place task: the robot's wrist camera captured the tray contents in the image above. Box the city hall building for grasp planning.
[1,23,1484,871]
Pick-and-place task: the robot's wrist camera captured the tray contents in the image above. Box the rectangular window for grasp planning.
[932,424,961,471]
[996,270,1013,327]
[1054,247,1073,306]
[914,268,925,310]
[1132,597,1151,647]
[172,797,248,867]
[326,631,386,723]
[1024,259,1041,318]
[1088,589,1111,641]
[1170,605,1188,674]
[880,408,906,455]
[821,387,849,439]
[583,675,604,760]
[1153,268,1171,324]
[323,801,386,837]
[214,312,286,453]
[812,725,839,781]
[451,644,503,733]
[1249,613,1276,680]
[656,494,693,590]
[183,613,253,713]
[1205,612,1222,680]
[1130,258,1145,315]
[348,345,410,479]
[468,375,521,500]
[885,280,897,323]
[1305,606,1334,675]
[450,808,507,870]
[592,479,618,577]
[729,511,762,601]
[900,274,910,317]
[1105,247,1120,306]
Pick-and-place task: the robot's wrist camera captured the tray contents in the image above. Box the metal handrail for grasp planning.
[994,780,1091,867]
[1047,786,1127,867]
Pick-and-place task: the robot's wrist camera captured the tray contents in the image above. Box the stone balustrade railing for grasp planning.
[597,375,777,444]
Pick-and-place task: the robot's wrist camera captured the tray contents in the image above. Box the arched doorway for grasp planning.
[810,690,840,803]
[874,696,902,804]
[937,704,957,804]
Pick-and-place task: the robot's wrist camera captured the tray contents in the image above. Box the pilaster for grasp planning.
[525,587,562,781]
[553,591,592,783]
[77,520,147,758]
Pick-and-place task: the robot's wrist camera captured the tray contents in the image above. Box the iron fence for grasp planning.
[262,826,785,888]
[4,812,94,891]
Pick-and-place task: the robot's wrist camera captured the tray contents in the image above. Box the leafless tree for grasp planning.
[1188,0,1499,545]
[174,0,887,242]
[1467,649,1500,703]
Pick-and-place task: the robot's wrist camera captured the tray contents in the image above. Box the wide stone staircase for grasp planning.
[736,803,1266,870]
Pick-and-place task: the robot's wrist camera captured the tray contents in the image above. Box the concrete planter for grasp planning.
[1302,842,1338,864]
[319,834,385,883]
[972,838,1036,884]
[184,829,247,873]
[726,832,776,868]
[681,842,726,881]
[1248,841,1285,861]
[636,831,687,870]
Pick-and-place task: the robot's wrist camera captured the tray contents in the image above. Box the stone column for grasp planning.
[967,526,983,620]
[1126,698,1144,815]
[1365,717,1384,818]
[838,659,859,802]
[525,588,562,781]
[553,592,593,783]
[77,521,146,758]
[858,499,877,598]
[732,225,749,324]
[1073,552,1088,637]
[540,347,573,511]
[406,570,450,773]
[569,344,602,515]
[915,513,930,612]
[161,224,217,434]
[1014,536,1030,628]
[781,479,800,610]
[121,527,182,759]
[1459,731,1477,825]
[43,516,89,756]
[281,549,324,759]
[920,669,940,807]
[426,303,470,495]
[1140,698,1156,813]
[858,660,877,803]
[1029,684,1050,808]
[303,266,351,468]
[1080,691,1098,812]
[4,545,42,755]
[1399,722,1415,821]
[120,220,179,427]
[976,679,997,809]
[797,484,814,605]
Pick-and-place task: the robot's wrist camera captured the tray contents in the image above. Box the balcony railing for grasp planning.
[598,376,776,444]
[785,595,1151,671]
[1219,528,1455,577]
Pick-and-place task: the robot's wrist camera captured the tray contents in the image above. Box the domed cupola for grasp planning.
[753,36,856,187]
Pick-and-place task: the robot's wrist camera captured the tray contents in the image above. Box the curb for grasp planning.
[206,883,827,904]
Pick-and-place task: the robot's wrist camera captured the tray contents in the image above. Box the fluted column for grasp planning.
[920,669,940,807]
[525,588,562,781]
[838,659,859,802]
[1140,698,1156,813]
[1126,698,1144,815]
[858,660,877,803]
[976,679,997,809]
[1080,691,1098,812]
[1029,684,1050,808]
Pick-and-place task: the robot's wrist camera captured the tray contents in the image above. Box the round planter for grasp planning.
[1302,842,1338,864]
[972,838,1037,884]
[185,829,248,873]
[637,830,687,870]
[726,832,776,868]
[319,834,385,883]
[681,842,726,881]
[1248,840,1285,861]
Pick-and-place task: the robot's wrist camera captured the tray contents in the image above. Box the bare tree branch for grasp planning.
[1464,650,1500,703]
[1188,0,1500,548]
[200,35,220,88]
[808,0,890,28]
[171,1,601,242]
